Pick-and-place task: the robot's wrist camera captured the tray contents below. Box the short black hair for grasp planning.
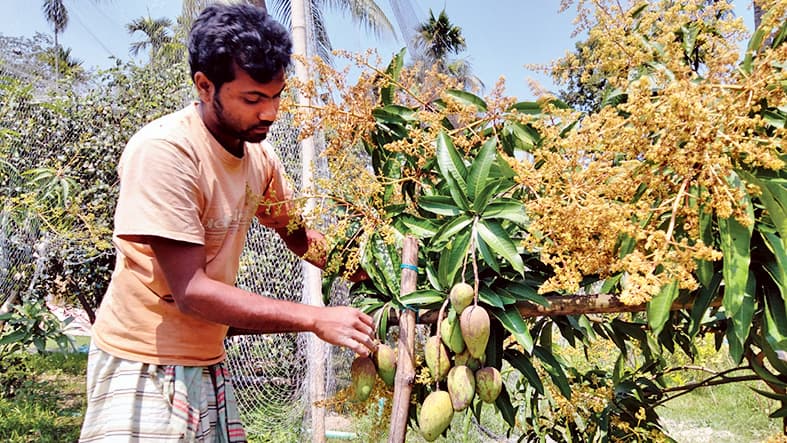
[188,4,292,90]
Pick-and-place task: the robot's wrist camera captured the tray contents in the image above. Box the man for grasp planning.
[80,4,376,441]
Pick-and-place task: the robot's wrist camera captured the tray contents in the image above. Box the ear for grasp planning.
[193,72,214,103]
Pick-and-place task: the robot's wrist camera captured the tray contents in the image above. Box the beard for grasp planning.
[213,93,272,143]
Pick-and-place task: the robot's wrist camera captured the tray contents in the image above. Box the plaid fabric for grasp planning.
[80,343,246,442]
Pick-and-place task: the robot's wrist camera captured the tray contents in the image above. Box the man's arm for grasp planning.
[148,236,376,355]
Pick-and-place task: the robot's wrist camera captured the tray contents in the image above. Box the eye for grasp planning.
[243,97,261,105]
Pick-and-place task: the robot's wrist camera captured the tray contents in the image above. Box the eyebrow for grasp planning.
[242,84,286,98]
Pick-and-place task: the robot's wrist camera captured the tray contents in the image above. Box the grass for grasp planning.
[0,351,88,443]
[657,379,783,443]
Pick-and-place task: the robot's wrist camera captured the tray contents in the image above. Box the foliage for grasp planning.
[0,299,73,359]
[0,351,87,443]
[287,0,787,440]
[0,40,194,321]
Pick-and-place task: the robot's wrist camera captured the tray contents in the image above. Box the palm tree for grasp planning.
[41,0,107,86]
[126,15,174,62]
[38,45,85,80]
[41,0,67,84]
[413,8,483,93]
[415,9,466,67]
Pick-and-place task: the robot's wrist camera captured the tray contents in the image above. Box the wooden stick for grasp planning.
[410,293,723,325]
[388,236,418,443]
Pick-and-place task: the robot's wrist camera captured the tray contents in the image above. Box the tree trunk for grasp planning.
[753,0,763,30]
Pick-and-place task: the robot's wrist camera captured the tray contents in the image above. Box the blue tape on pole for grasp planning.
[400,263,418,272]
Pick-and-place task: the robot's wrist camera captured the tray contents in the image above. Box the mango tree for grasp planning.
[289,1,786,440]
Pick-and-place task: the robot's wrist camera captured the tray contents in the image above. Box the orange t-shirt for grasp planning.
[91,103,294,366]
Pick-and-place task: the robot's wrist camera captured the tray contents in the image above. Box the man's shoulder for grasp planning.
[131,105,198,145]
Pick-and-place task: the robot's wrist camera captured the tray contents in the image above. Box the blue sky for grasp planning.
[1,1,755,101]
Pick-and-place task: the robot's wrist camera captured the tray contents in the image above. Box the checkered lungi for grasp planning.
[79,343,246,442]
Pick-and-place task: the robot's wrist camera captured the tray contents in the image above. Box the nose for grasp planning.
[257,99,280,122]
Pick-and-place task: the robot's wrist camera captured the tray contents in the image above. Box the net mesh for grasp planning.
[0,44,349,442]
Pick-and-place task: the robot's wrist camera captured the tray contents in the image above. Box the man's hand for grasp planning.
[311,306,377,356]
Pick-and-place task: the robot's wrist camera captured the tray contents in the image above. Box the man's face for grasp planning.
[209,67,286,144]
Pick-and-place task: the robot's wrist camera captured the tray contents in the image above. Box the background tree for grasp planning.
[126,15,174,62]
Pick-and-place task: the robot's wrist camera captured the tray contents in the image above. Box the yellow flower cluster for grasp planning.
[284,0,784,304]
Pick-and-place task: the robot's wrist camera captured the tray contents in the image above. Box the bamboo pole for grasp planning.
[388,236,419,443]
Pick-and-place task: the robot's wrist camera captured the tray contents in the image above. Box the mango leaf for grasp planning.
[380,48,405,105]
[477,219,525,275]
[726,270,757,363]
[647,279,679,336]
[534,345,571,399]
[418,195,463,216]
[741,27,766,74]
[739,170,787,242]
[467,137,498,203]
[444,89,488,112]
[493,306,534,353]
[478,287,504,308]
[437,230,471,288]
[769,405,787,419]
[476,234,501,274]
[398,290,445,310]
[436,131,469,208]
[689,272,723,338]
[505,349,544,394]
[503,281,549,306]
[719,173,754,319]
[381,153,405,204]
[482,199,529,226]
[430,214,473,247]
[502,121,540,152]
[508,101,543,115]
[472,178,508,213]
[392,214,439,239]
[690,185,714,288]
[372,106,414,126]
[373,231,402,297]
[494,385,517,428]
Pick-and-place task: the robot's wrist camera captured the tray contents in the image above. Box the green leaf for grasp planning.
[436,131,469,208]
[769,405,787,419]
[482,200,528,226]
[467,137,498,203]
[476,219,525,275]
[393,214,439,239]
[534,345,571,399]
[741,28,766,74]
[494,385,517,428]
[476,234,501,274]
[493,306,534,353]
[502,121,540,152]
[398,290,445,309]
[739,170,787,242]
[508,101,543,115]
[726,270,757,363]
[505,349,544,394]
[504,282,549,306]
[437,230,472,288]
[647,279,679,336]
[719,173,754,319]
[431,214,473,247]
[418,195,463,216]
[380,48,405,105]
[478,287,505,308]
[444,89,488,112]
[689,272,722,338]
